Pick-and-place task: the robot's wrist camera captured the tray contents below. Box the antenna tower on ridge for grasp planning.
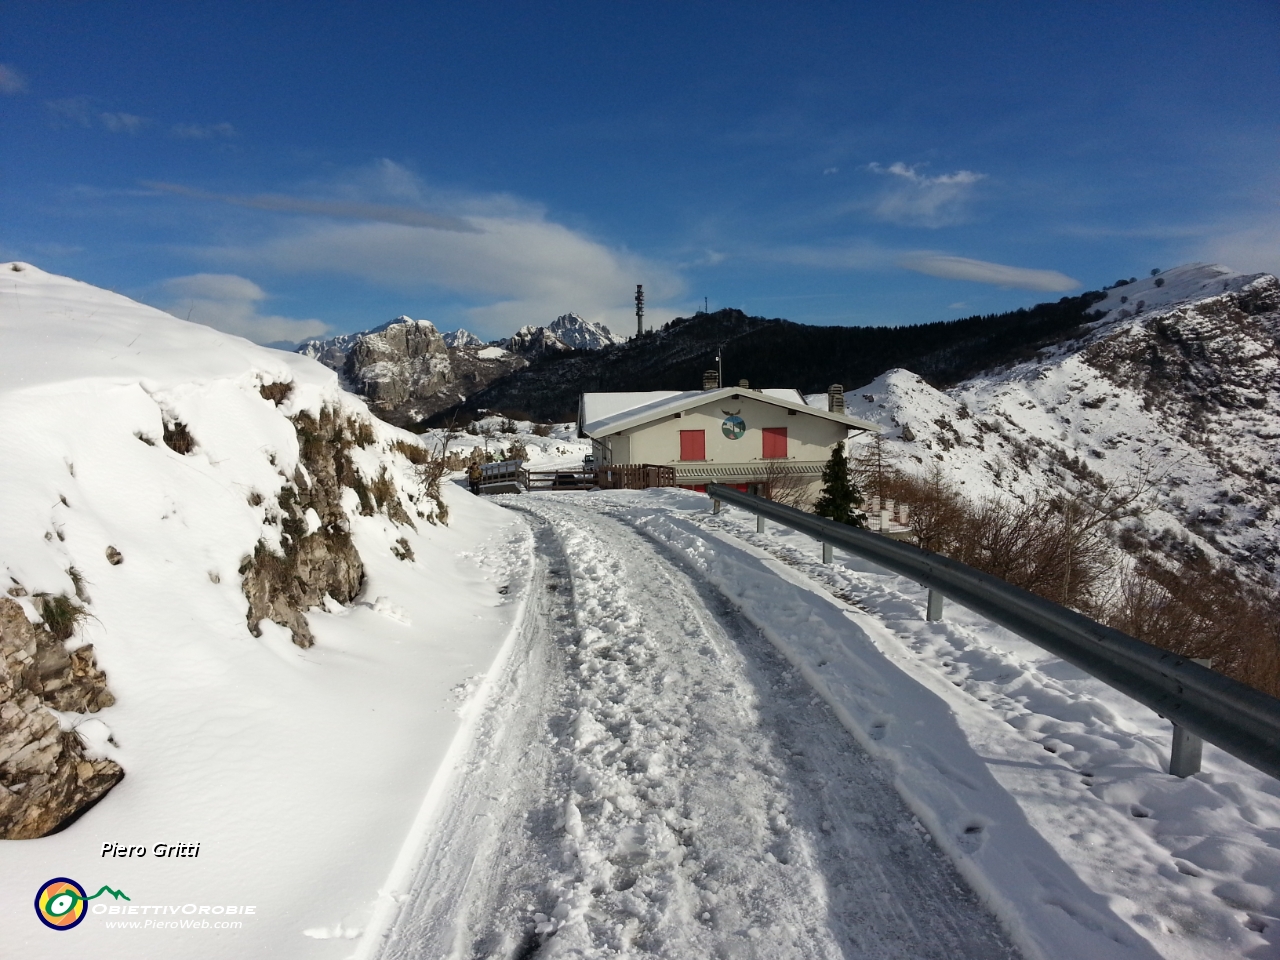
[635,284,644,336]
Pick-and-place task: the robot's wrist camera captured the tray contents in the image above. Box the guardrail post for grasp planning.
[926,588,944,621]
[1170,658,1213,778]
[712,498,721,515]
[756,514,765,534]
[822,542,833,564]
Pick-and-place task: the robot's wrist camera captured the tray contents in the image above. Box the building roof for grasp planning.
[580,387,881,437]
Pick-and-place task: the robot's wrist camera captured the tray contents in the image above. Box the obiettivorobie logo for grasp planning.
[35,877,130,930]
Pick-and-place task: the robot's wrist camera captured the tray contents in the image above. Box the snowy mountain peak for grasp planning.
[443,328,484,348]
[546,313,623,351]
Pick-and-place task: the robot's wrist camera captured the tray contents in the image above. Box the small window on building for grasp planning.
[762,427,787,459]
[679,429,706,461]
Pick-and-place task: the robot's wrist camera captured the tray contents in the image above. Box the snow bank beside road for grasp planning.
[0,264,531,958]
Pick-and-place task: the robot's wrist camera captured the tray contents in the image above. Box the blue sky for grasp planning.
[2,1,1278,345]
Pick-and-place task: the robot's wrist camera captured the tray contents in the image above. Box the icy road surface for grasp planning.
[372,496,1019,959]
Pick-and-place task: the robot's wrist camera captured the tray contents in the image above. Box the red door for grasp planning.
[679,429,706,461]
[762,427,787,459]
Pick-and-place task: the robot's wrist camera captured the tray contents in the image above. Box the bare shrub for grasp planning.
[762,458,816,511]
[417,450,453,527]
[532,423,553,437]
[1108,559,1280,697]
[891,467,969,555]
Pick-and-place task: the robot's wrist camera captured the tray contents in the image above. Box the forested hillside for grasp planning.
[427,290,1108,425]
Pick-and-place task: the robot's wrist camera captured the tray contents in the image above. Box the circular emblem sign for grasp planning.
[35,878,87,930]
[721,415,746,439]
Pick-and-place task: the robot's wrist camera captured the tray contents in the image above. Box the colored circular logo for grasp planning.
[35,877,87,930]
[721,415,745,439]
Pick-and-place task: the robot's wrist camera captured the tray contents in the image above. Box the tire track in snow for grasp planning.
[377,496,1020,958]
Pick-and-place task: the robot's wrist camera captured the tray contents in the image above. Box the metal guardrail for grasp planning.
[706,484,1280,781]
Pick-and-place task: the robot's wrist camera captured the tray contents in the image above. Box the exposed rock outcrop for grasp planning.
[239,406,418,647]
[240,407,366,648]
[0,598,122,839]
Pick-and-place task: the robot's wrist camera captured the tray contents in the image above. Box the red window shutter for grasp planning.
[762,427,787,459]
[679,429,706,461]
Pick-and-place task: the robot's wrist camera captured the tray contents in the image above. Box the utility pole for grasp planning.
[635,284,644,337]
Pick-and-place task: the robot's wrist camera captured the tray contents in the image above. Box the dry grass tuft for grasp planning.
[391,438,432,465]
[163,419,196,454]
[36,593,86,642]
[259,381,294,406]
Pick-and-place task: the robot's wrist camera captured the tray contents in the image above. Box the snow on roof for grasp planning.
[581,387,879,436]
[759,388,804,403]
[580,391,689,432]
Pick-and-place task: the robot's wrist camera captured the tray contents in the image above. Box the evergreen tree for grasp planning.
[813,443,866,527]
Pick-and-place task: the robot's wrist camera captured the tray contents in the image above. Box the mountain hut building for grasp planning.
[578,377,878,497]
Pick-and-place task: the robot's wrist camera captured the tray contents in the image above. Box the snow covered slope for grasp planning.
[0,263,530,957]
[825,264,1280,588]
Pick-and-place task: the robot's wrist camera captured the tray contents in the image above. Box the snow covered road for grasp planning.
[368,496,1019,959]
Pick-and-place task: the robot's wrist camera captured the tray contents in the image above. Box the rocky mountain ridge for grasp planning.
[838,264,1280,590]
[297,312,621,425]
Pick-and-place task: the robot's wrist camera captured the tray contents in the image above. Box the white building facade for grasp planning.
[579,386,877,496]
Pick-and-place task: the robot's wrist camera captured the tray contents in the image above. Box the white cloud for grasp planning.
[151,273,329,345]
[46,99,152,133]
[0,64,26,94]
[46,97,93,127]
[99,112,147,133]
[172,122,237,140]
[146,179,477,232]
[901,255,1078,291]
[868,161,986,227]
[188,162,684,339]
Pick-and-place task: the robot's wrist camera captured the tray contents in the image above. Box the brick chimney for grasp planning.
[828,384,845,413]
[703,369,720,390]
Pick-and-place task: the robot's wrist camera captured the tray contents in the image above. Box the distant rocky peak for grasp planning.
[505,324,569,356]
[546,313,623,351]
[380,314,435,330]
[444,328,484,349]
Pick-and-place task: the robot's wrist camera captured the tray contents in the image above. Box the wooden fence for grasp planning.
[596,464,676,490]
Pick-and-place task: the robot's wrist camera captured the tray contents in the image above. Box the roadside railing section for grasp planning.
[705,483,1280,782]
[597,464,675,490]
[525,468,598,491]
